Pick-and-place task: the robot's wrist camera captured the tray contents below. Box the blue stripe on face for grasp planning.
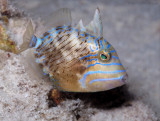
[79,70,126,87]
[104,39,107,43]
[89,75,124,85]
[86,58,98,62]
[80,53,98,60]
[110,50,116,53]
[95,37,100,50]
[87,62,122,68]
[89,45,95,52]
[112,56,119,59]
[107,43,111,49]
[100,40,103,49]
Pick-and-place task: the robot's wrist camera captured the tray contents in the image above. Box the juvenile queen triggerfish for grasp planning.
[22,8,128,92]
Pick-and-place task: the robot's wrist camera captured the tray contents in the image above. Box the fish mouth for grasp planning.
[120,74,128,83]
[87,74,128,92]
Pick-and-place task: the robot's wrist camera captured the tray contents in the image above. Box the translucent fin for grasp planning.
[75,19,86,32]
[86,8,103,37]
[22,49,49,81]
[18,19,34,53]
[42,8,72,33]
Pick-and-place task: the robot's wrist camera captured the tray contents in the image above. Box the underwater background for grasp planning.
[0,0,159,120]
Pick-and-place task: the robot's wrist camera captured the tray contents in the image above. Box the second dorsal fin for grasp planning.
[75,8,103,37]
[75,19,86,32]
[86,8,103,37]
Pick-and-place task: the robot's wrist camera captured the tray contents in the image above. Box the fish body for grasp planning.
[0,6,127,92]
[29,25,127,92]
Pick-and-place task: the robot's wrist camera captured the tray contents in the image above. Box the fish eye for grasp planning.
[101,54,107,60]
[98,49,111,62]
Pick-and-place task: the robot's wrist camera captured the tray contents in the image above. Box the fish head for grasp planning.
[79,40,128,92]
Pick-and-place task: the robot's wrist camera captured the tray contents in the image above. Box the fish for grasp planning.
[22,8,128,92]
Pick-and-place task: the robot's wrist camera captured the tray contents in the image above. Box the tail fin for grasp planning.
[18,19,34,53]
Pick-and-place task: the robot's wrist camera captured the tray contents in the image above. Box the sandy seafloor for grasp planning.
[0,0,160,120]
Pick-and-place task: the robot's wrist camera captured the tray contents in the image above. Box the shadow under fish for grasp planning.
[48,85,134,109]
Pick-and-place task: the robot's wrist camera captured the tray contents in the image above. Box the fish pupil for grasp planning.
[101,54,107,60]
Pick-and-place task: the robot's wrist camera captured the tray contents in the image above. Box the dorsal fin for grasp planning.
[75,19,86,31]
[85,8,103,37]
[42,8,72,33]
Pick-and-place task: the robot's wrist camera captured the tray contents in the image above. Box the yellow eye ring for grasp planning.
[98,49,111,62]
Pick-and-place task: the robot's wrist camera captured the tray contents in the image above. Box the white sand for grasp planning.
[0,50,158,121]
